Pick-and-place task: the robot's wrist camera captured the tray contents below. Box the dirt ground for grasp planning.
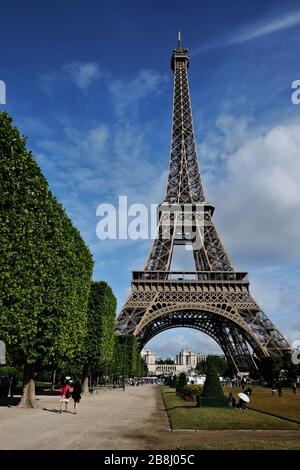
[0,385,299,450]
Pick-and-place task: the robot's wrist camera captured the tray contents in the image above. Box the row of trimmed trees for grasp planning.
[0,112,144,406]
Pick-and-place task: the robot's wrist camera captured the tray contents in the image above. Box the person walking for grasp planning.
[292,382,297,395]
[277,382,283,397]
[59,378,72,413]
[72,381,82,414]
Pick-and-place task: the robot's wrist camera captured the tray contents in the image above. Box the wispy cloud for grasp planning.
[109,69,167,118]
[62,62,103,90]
[40,61,104,93]
[193,9,300,55]
[229,9,300,45]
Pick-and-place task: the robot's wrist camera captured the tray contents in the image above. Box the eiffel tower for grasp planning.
[116,32,290,372]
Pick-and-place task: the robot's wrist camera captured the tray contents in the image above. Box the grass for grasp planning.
[223,386,300,422]
[161,386,300,430]
[177,441,300,450]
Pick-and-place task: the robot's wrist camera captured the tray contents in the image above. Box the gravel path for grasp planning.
[0,385,299,450]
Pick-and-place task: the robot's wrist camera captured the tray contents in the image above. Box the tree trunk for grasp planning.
[81,364,90,396]
[19,363,37,408]
[51,369,56,391]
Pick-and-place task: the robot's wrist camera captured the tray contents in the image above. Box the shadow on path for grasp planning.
[43,408,76,415]
[0,397,21,407]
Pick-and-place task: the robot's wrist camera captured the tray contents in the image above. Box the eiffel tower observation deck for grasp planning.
[116,32,290,372]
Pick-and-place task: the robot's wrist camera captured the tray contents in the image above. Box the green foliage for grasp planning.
[171,375,178,388]
[156,357,175,364]
[111,335,125,378]
[195,356,230,376]
[176,372,187,392]
[164,376,173,386]
[84,281,116,375]
[111,334,145,380]
[260,355,283,385]
[0,112,93,368]
[202,364,224,399]
[181,384,203,398]
[195,360,206,374]
[0,365,17,376]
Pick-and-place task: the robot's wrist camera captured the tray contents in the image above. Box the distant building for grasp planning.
[141,348,156,367]
[141,348,221,375]
[176,349,207,368]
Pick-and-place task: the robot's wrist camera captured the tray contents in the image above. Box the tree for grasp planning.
[0,112,93,407]
[201,364,224,399]
[176,372,187,393]
[195,360,206,374]
[260,355,283,386]
[171,375,178,388]
[206,355,229,376]
[156,357,175,364]
[82,281,116,393]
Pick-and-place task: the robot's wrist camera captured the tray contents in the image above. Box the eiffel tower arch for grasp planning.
[116,33,290,372]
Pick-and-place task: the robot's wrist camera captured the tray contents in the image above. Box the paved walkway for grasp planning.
[0,385,300,449]
[0,385,170,450]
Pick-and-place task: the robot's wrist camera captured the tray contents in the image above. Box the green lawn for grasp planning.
[223,386,300,422]
[177,441,300,450]
[161,386,300,430]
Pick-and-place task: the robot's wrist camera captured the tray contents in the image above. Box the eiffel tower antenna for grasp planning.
[116,33,290,373]
[177,29,182,48]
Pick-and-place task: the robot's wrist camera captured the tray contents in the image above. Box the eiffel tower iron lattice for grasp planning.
[116,33,290,372]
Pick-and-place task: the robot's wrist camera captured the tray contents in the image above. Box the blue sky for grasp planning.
[1,0,300,358]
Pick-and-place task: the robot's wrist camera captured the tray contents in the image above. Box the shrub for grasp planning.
[171,375,178,388]
[176,373,187,393]
[202,364,224,398]
[196,364,228,407]
[181,384,203,400]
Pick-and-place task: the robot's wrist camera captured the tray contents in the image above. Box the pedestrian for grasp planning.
[238,397,246,410]
[72,381,82,414]
[59,378,73,413]
[228,392,236,408]
[277,383,283,397]
[271,383,277,396]
[292,382,297,395]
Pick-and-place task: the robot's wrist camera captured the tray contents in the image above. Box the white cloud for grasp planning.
[229,9,300,45]
[199,115,300,265]
[40,62,103,93]
[62,62,102,90]
[109,69,167,118]
[193,9,300,55]
[147,329,222,358]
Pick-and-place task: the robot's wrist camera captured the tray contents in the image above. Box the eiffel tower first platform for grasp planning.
[116,33,290,372]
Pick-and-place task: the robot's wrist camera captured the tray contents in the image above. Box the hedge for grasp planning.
[0,112,93,404]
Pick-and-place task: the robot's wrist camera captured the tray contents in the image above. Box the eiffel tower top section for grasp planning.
[166,31,205,204]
